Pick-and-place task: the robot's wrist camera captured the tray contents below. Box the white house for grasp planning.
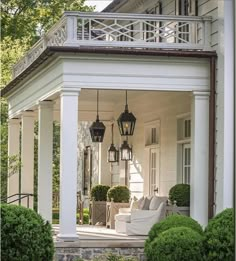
[2,0,235,241]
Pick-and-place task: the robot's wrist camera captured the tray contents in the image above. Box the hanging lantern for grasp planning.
[117,90,136,136]
[89,90,106,142]
[120,138,132,161]
[108,123,119,163]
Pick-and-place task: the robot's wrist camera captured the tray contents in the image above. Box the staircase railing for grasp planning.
[1,193,34,208]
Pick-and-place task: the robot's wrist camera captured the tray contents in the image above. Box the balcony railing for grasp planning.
[13,12,212,79]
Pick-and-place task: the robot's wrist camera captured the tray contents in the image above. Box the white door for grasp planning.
[182,143,191,184]
[149,147,160,196]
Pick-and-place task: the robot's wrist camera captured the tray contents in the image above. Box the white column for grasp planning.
[21,111,35,208]
[191,92,209,227]
[222,0,234,209]
[7,118,21,203]
[38,101,54,222]
[57,90,79,241]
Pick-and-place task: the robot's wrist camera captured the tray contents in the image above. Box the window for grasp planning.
[145,3,162,42]
[145,120,160,147]
[177,116,191,184]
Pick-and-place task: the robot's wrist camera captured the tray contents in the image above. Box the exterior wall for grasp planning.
[100,91,191,198]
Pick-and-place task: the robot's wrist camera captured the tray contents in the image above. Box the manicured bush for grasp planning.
[147,214,203,242]
[91,184,110,201]
[1,204,54,261]
[107,185,130,203]
[145,214,203,260]
[204,208,234,261]
[169,183,190,206]
[146,227,204,261]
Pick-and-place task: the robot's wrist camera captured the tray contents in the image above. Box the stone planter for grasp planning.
[106,200,130,229]
[89,200,107,225]
[165,201,190,217]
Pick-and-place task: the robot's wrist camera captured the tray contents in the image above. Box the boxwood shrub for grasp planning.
[145,214,203,261]
[146,227,204,261]
[169,184,190,206]
[204,208,234,261]
[107,185,130,203]
[1,204,54,261]
[91,184,110,201]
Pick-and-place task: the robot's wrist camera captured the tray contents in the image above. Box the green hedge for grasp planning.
[204,208,234,261]
[147,227,204,261]
[107,185,130,203]
[145,214,203,261]
[1,204,54,261]
[169,184,190,206]
[91,185,110,201]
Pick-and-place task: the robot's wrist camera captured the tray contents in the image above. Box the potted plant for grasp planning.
[89,184,110,225]
[106,185,130,229]
[168,184,190,216]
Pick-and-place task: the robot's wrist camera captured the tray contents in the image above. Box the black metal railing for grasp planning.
[1,193,34,208]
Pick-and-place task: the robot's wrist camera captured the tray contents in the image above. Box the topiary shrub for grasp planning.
[204,208,234,261]
[145,214,203,261]
[1,204,54,261]
[146,227,204,261]
[107,185,130,203]
[91,184,110,201]
[169,183,190,206]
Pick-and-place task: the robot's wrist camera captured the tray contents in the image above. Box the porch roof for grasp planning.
[1,46,217,98]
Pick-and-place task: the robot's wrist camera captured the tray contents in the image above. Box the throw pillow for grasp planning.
[130,196,139,210]
[137,196,144,209]
[140,196,152,210]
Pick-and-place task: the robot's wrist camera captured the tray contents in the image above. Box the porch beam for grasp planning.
[191,91,210,227]
[38,101,54,222]
[21,111,35,209]
[57,89,79,241]
[7,118,21,203]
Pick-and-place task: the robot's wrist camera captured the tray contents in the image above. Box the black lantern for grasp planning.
[89,90,106,142]
[120,138,132,161]
[117,90,136,136]
[107,123,119,163]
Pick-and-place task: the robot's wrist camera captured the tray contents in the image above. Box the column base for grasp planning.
[56,234,79,242]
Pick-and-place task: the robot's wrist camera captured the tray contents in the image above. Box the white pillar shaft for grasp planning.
[58,91,79,240]
[191,92,209,227]
[38,102,53,222]
[7,119,21,203]
[21,112,35,208]
[223,0,234,209]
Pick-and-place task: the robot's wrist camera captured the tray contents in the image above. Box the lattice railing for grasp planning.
[13,12,212,79]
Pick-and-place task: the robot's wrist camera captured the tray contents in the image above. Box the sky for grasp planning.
[85,0,113,11]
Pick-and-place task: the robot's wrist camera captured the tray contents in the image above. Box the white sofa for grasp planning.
[115,196,167,235]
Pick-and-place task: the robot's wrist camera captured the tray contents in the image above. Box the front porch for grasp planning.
[2,9,217,244]
[54,225,146,260]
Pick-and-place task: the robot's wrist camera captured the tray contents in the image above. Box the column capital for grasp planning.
[38,100,55,109]
[8,118,21,125]
[192,91,210,98]
[60,87,81,97]
[21,111,35,118]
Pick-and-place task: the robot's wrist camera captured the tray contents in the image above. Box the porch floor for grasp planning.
[53,225,147,248]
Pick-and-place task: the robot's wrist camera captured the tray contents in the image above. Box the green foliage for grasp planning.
[1,204,54,261]
[146,227,204,261]
[169,183,190,206]
[204,208,234,261]
[107,185,130,203]
[1,0,94,42]
[145,214,203,260]
[91,184,110,201]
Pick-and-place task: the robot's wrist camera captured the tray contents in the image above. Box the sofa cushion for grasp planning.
[137,196,144,209]
[149,196,168,210]
[140,196,152,210]
[130,197,139,210]
[115,213,131,222]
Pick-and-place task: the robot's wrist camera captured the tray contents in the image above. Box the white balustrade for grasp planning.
[13,12,212,78]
